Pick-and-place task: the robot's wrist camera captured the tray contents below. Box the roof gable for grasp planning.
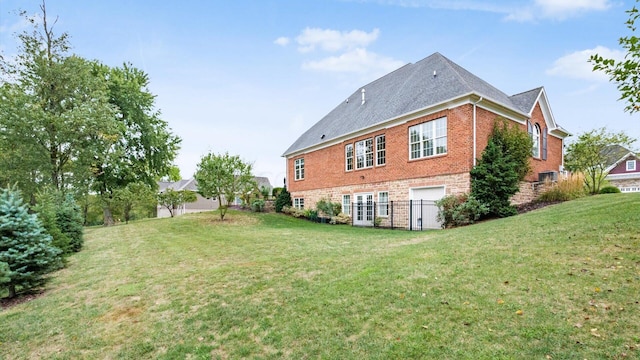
[603,145,637,171]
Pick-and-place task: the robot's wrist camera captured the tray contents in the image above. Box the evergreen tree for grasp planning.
[275,187,292,213]
[471,120,532,218]
[0,187,62,298]
[56,194,84,252]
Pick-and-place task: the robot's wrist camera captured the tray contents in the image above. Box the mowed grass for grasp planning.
[1,194,639,359]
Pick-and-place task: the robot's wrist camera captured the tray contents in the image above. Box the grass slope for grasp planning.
[1,194,639,359]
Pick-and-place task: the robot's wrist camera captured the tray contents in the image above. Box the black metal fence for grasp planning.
[351,200,440,230]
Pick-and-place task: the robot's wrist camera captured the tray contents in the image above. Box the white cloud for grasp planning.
[295,28,380,53]
[274,37,290,46]
[535,0,610,19]
[349,0,613,22]
[302,48,404,76]
[546,46,624,81]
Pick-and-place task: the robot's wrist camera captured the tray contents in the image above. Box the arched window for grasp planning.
[532,124,541,158]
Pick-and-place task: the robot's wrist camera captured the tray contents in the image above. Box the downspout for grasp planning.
[472,96,483,167]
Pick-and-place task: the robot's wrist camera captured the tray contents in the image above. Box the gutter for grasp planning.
[473,96,483,167]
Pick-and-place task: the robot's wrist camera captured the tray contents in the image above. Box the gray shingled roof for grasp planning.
[159,177,271,192]
[283,52,543,156]
[602,144,634,168]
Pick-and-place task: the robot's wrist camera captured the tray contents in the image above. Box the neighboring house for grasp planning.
[603,145,640,193]
[157,177,273,217]
[282,52,570,229]
[157,178,219,218]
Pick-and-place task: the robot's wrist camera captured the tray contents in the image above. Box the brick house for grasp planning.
[282,53,570,229]
[603,145,640,193]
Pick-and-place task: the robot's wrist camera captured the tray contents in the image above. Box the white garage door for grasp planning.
[410,186,445,230]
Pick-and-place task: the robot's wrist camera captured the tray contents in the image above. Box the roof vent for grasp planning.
[321,134,325,139]
[361,88,366,105]
[433,70,437,78]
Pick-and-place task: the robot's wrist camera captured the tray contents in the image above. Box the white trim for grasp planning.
[627,160,636,171]
[605,172,640,181]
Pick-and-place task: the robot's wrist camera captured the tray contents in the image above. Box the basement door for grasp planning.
[354,193,374,227]
[410,187,445,230]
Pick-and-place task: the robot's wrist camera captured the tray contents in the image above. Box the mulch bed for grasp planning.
[516,200,562,214]
[1,290,45,311]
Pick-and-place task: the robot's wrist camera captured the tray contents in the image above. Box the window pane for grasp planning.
[376,135,386,166]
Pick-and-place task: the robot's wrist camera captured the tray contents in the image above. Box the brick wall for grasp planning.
[287,101,565,206]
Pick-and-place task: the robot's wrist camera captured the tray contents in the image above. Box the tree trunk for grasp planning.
[8,284,16,299]
[103,206,115,226]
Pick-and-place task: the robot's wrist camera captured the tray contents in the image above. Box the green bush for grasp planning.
[274,188,292,213]
[316,198,342,217]
[251,199,265,212]
[599,186,621,194]
[33,189,70,255]
[304,209,319,222]
[436,194,489,228]
[272,187,283,198]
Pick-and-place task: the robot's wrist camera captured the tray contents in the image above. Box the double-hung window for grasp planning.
[342,194,351,215]
[355,138,374,169]
[532,124,541,158]
[294,158,304,180]
[409,117,447,160]
[376,135,386,166]
[345,144,354,171]
[377,191,389,217]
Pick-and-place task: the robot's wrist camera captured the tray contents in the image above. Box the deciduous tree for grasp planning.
[157,189,197,218]
[195,152,255,220]
[565,128,635,194]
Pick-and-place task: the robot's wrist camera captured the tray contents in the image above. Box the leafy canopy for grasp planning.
[590,0,640,114]
[564,128,635,194]
[195,152,255,220]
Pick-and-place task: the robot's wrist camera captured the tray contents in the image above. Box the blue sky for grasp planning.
[1,0,638,187]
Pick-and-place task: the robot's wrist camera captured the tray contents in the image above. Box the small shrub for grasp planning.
[272,187,283,198]
[304,209,319,222]
[436,194,489,228]
[330,213,351,225]
[251,199,265,212]
[599,186,621,194]
[316,198,342,217]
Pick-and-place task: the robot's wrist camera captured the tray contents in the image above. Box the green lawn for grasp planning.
[1,194,639,359]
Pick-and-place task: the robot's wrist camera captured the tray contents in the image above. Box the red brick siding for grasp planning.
[287,102,565,200]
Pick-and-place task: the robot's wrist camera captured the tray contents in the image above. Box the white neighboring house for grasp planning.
[157,177,273,218]
[603,145,640,193]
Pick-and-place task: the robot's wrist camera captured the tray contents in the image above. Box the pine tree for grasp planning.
[0,187,62,298]
[57,194,84,252]
[275,187,292,213]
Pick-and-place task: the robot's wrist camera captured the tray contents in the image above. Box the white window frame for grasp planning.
[532,124,541,158]
[409,117,447,160]
[376,135,386,166]
[294,158,304,180]
[355,138,374,169]
[345,144,354,171]
[626,160,636,171]
[342,194,351,215]
[294,198,304,209]
[377,191,389,217]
